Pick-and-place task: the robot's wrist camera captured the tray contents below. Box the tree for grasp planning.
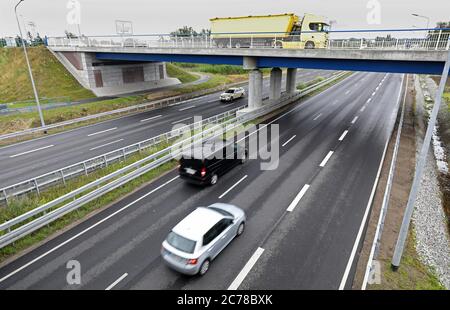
[33,33,44,46]
[171,26,198,37]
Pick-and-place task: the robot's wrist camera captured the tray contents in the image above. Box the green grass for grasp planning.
[0,46,95,104]
[0,64,244,138]
[166,63,199,83]
[297,76,326,90]
[369,228,445,290]
[174,62,271,76]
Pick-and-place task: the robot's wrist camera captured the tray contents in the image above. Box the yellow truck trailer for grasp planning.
[210,13,330,49]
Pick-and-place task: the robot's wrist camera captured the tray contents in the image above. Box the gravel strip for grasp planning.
[412,76,450,289]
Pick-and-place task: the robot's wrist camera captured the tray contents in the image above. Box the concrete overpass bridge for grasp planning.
[47,28,450,109]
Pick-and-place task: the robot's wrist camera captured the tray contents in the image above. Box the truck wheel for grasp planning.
[235,42,241,48]
[305,41,315,49]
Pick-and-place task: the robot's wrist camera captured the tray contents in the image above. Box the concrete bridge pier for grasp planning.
[286,68,298,94]
[269,67,282,100]
[248,69,263,109]
[244,57,263,109]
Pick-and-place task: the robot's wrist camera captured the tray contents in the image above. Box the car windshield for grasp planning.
[166,231,196,254]
[225,89,235,93]
[208,206,233,218]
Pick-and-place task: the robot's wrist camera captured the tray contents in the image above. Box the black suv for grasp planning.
[179,139,247,186]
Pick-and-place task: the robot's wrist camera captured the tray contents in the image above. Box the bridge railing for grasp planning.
[47,28,450,51]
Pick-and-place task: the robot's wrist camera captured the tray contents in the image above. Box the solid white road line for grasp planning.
[319,151,334,167]
[9,144,55,158]
[228,247,265,290]
[313,113,322,121]
[171,117,192,124]
[339,74,405,290]
[179,105,196,111]
[89,139,124,151]
[87,127,117,137]
[105,273,128,290]
[286,184,310,212]
[219,175,248,199]
[351,116,359,124]
[338,130,349,142]
[0,176,180,284]
[140,115,162,122]
[282,135,296,147]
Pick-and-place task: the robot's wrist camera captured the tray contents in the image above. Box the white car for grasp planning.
[161,203,246,276]
[220,87,245,103]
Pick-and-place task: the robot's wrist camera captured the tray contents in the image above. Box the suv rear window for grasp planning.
[167,231,196,254]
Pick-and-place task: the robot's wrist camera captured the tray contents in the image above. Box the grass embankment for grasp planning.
[166,63,199,83]
[0,62,243,141]
[0,46,94,105]
[370,228,445,290]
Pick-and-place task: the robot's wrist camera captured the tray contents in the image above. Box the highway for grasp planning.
[0,71,404,290]
[0,69,334,188]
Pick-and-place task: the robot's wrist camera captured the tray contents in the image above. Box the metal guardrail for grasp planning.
[0,73,339,205]
[47,28,450,51]
[0,104,246,205]
[0,79,250,142]
[0,72,347,248]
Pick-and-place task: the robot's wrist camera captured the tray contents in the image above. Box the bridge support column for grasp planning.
[286,68,298,94]
[269,67,282,100]
[248,69,263,109]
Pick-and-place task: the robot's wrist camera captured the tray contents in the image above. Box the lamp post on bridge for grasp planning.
[14,0,46,129]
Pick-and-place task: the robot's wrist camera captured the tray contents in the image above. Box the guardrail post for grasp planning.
[250,35,253,48]
[60,170,66,185]
[34,179,40,196]
[3,189,8,206]
[360,38,363,49]
[123,149,126,160]
[395,38,399,49]
[436,30,442,50]
[229,36,232,48]
[83,162,88,176]
[104,155,108,167]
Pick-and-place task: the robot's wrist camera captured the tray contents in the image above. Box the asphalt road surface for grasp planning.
[0,69,334,188]
[0,71,404,289]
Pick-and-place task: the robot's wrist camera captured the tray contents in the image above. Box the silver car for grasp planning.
[161,203,246,276]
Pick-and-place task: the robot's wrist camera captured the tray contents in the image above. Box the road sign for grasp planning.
[116,20,133,35]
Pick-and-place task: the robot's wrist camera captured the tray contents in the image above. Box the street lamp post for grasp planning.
[412,13,430,29]
[14,0,46,129]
